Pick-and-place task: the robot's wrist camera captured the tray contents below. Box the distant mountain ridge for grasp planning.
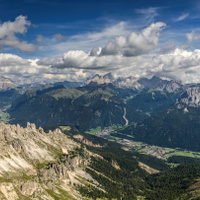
[6,72,200,132]
[0,77,17,91]
[85,72,115,85]
[0,73,189,94]
[85,73,184,93]
[137,76,184,92]
[9,84,126,129]
[8,81,181,130]
[53,80,82,88]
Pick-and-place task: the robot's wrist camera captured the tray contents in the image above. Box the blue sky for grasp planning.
[2,0,199,56]
[1,0,200,84]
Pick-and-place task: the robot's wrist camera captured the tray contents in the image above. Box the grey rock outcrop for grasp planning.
[85,72,115,85]
[0,77,17,91]
[3,128,12,141]
[0,122,92,199]
[0,182,19,200]
[180,86,200,107]
[11,139,25,153]
[20,181,41,196]
[40,163,70,183]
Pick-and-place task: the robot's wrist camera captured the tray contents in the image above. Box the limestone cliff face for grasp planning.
[180,87,200,107]
[0,122,93,200]
[73,134,102,147]
[0,77,17,90]
[85,72,115,85]
[85,73,183,93]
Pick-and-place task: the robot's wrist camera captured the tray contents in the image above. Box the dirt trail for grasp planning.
[123,107,129,126]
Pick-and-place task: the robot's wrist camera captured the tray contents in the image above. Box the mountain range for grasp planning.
[86,73,184,92]
[0,73,200,198]
[6,73,185,129]
[119,84,200,151]
[0,73,200,151]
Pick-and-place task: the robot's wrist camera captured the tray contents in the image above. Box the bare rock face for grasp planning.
[20,181,40,196]
[180,87,200,107]
[11,139,25,153]
[73,134,102,148]
[85,72,115,85]
[72,155,85,168]
[0,183,19,200]
[46,181,56,190]
[3,128,12,141]
[40,163,70,183]
[19,180,55,199]
[26,122,36,131]
[0,122,93,200]
[85,73,184,93]
[111,160,120,170]
[38,127,44,134]
[0,77,17,91]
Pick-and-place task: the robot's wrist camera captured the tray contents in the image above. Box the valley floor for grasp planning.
[86,125,200,164]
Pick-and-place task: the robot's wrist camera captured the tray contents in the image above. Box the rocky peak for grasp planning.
[0,76,17,91]
[138,76,183,92]
[84,73,184,92]
[163,80,184,93]
[138,76,166,89]
[103,72,115,82]
[26,122,36,131]
[113,76,142,90]
[92,74,101,79]
[85,72,115,85]
[113,75,183,92]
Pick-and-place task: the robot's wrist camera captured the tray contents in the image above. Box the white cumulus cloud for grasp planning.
[39,22,131,57]
[37,48,200,84]
[100,22,166,56]
[2,20,200,84]
[0,15,37,52]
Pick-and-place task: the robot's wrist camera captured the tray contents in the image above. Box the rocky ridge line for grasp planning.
[85,73,184,93]
[0,122,96,200]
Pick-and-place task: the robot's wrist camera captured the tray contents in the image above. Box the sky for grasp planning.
[1,0,200,84]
